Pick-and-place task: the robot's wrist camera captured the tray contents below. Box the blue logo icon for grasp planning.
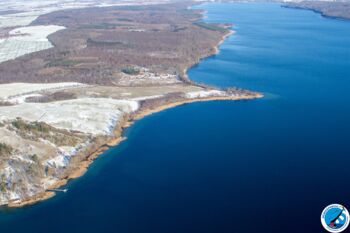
[321,204,349,233]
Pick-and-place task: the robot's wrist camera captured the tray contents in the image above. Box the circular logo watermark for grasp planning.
[321,204,349,233]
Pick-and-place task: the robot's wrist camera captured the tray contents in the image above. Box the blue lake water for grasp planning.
[1,3,350,233]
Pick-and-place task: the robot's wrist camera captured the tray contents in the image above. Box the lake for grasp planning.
[1,3,350,233]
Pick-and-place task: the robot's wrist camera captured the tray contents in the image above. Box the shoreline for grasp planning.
[6,93,263,208]
[214,30,235,54]
[182,29,235,84]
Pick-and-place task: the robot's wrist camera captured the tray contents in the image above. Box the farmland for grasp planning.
[0,25,65,63]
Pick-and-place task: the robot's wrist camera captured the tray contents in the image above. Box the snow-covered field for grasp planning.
[130,95,164,101]
[0,25,65,63]
[0,12,40,28]
[9,25,66,41]
[0,83,227,137]
[0,82,85,100]
[0,0,172,28]
[0,98,139,135]
[0,0,106,28]
[0,0,172,63]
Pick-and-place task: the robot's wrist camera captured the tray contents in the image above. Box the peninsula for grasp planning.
[0,0,262,207]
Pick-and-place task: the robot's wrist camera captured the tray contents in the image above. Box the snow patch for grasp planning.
[9,25,66,42]
[130,95,163,101]
[0,82,85,100]
[185,90,227,99]
[0,25,66,64]
[7,94,43,104]
[0,98,139,135]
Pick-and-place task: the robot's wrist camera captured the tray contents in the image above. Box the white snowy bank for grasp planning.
[185,90,228,99]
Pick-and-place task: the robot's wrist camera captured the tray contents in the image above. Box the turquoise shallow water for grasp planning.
[1,3,350,233]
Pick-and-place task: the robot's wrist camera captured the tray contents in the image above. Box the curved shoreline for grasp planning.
[182,29,235,84]
[7,93,262,208]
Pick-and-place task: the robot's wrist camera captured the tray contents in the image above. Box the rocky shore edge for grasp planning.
[7,92,262,208]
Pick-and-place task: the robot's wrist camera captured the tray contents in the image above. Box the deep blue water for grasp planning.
[1,3,350,233]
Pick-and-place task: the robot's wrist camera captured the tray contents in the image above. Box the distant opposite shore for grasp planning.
[283,1,350,21]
